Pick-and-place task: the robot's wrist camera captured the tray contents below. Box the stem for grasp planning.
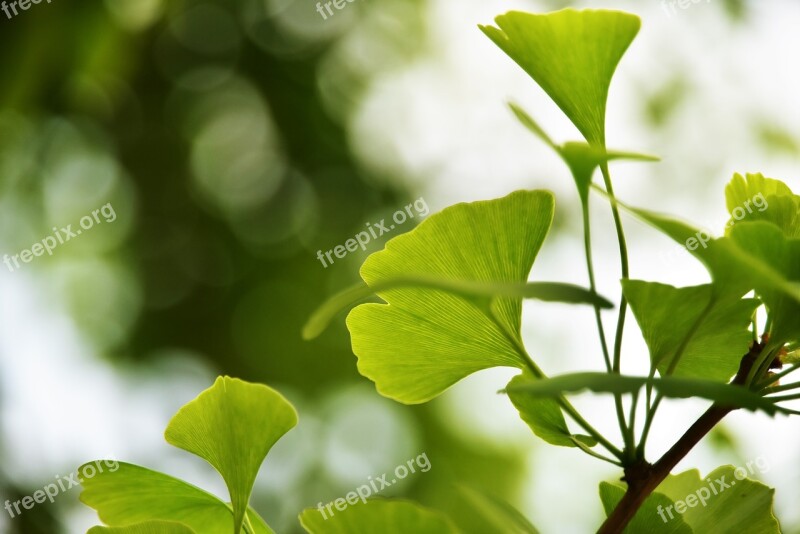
[599,161,635,459]
[637,296,716,459]
[598,341,766,533]
[581,200,613,373]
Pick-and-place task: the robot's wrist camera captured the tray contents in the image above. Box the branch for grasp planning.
[596,340,768,533]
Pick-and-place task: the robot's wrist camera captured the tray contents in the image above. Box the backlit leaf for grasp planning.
[622,281,758,381]
[164,377,297,533]
[346,190,555,404]
[481,9,641,146]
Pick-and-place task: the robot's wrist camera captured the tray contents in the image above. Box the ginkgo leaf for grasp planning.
[509,103,658,203]
[87,521,196,534]
[506,372,596,448]
[622,281,759,381]
[346,190,554,404]
[505,372,790,415]
[164,377,297,534]
[481,9,641,147]
[725,223,800,347]
[80,462,274,534]
[298,500,458,534]
[656,466,779,533]
[605,192,800,306]
[599,482,692,534]
[725,173,800,238]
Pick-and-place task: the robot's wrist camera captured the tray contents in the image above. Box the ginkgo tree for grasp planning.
[78,7,800,534]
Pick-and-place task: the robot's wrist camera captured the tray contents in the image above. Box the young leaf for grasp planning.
[88,522,196,534]
[298,500,458,534]
[725,173,800,238]
[506,372,596,448]
[506,373,789,415]
[346,190,555,404]
[622,281,759,381]
[481,9,641,146]
[459,486,540,534]
[599,482,692,534]
[656,466,779,533]
[164,377,297,534]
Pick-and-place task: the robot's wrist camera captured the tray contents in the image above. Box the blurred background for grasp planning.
[0,0,799,532]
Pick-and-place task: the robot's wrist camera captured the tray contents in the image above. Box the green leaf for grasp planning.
[506,372,596,448]
[87,522,196,534]
[164,377,297,533]
[458,487,540,534]
[506,372,789,415]
[725,223,800,347]
[622,281,759,381]
[599,482,692,534]
[346,190,555,404]
[509,103,657,204]
[80,463,275,534]
[725,173,800,238]
[481,9,641,146]
[80,462,234,533]
[298,500,458,534]
[303,277,613,341]
[656,466,779,533]
[606,191,800,308]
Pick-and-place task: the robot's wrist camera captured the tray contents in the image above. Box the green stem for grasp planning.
[581,200,613,373]
[637,393,663,459]
[599,161,635,459]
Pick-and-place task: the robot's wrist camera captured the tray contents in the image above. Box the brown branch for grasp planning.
[596,340,769,533]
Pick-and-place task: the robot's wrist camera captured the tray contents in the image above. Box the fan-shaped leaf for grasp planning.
[622,281,759,381]
[164,377,297,533]
[725,173,800,238]
[346,190,555,404]
[481,9,641,146]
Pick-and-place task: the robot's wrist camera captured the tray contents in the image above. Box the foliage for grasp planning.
[78,7,800,534]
